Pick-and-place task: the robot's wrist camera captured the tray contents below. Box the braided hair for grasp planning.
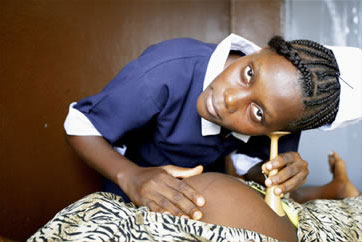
[268,36,340,131]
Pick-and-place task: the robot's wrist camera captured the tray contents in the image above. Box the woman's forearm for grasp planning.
[66,135,138,190]
[66,135,207,219]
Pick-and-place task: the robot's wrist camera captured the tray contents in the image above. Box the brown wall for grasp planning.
[0,0,282,240]
[231,0,284,47]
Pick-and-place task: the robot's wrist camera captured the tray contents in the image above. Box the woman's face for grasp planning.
[197,48,304,136]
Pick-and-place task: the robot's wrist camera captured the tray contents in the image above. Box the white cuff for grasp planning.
[231,152,263,176]
[64,102,102,136]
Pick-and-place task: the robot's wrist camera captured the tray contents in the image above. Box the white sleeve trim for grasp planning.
[64,102,102,136]
[230,151,263,176]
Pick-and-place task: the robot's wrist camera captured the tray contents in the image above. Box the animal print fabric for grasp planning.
[27,188,362,242]
[252,182,362,242]
[27,191,279,242]
[294,196,362,241]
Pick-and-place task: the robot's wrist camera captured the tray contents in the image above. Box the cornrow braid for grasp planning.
[268,36,341,131]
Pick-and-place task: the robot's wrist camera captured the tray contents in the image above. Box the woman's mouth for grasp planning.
[206,90,221,120]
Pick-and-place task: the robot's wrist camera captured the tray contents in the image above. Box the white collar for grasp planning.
[201,34,261,143]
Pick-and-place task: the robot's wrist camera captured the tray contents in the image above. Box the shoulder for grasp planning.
[135,38,216,83]
[141,38,217,60]
[117,38,215,78]
[103,38,214,109]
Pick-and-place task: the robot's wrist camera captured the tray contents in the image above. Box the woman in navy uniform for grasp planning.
[64,34,341,220]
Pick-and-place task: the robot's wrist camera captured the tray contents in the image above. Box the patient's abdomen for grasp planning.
[183,172,297,242]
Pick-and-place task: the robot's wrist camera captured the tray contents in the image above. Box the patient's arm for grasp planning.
[183,172,297,242]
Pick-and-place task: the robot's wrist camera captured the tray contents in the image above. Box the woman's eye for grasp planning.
[243,65,254,84]
[251,103,263,122]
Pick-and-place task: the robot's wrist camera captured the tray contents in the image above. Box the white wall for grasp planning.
[284,0,361,190]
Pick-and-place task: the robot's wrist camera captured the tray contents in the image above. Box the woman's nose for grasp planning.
[224,88,248,113]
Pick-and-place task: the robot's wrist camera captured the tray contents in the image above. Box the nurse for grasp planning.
[64,34,352,220]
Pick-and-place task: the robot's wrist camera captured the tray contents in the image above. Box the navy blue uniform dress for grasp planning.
[74,38,301,201]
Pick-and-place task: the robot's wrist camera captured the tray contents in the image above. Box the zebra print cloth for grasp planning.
[28,188,361,241]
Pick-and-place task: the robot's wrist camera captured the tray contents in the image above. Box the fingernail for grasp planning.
[163,211,171,215]
[266,163,272,170]
[193,211,202,220]
[181,215,190,219]
[265,179,272,186]
[329,151,334,156]
[275,187,282,195]
[197,197,205,206]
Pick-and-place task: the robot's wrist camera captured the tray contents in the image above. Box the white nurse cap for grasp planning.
[319,46,362,131]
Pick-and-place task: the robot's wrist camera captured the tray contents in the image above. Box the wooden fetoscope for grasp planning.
[264,131,290,216]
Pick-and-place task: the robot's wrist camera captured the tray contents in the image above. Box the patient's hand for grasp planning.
[262,151,309,196]
[123,165,205,220]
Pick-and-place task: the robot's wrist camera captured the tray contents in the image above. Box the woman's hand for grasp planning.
[262,152,309,196]
[120,165,205,220]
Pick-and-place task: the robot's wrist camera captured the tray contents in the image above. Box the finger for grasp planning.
[268,161,300,185]
[149,192,184,217]
[275,172,307,195]
[164,176,205,219]
[261,164,269,176]
[161,165,203,178]
[273,186,284,197]
[266,152,297,171]
[191,210,203,220]
[264,161,274,171]
[143,199,164,213]
[173,177,205,206]
[161,186,199,216]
